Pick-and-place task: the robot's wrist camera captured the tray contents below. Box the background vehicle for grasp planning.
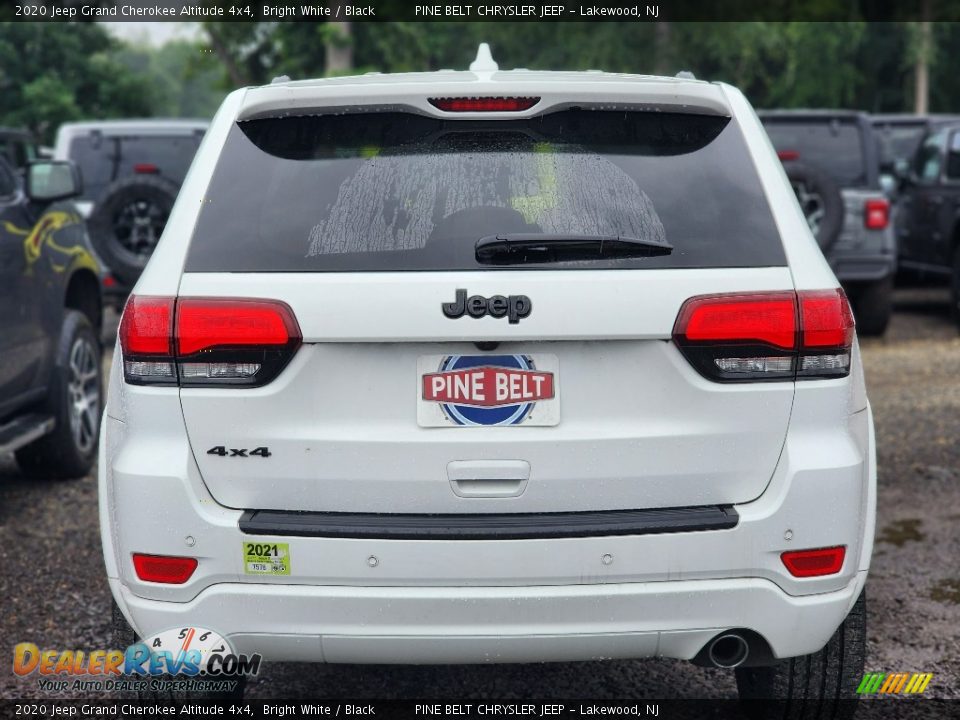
[893,121,960,327]
[871,114,960,174]
[52,119,207,304]
[0,155,103,479]
[103,58,874,717]
[0,127,39,174]
[759,110,895,335]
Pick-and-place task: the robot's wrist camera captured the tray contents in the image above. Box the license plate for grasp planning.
[417,354,560,427]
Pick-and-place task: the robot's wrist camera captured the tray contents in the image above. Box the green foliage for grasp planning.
[3,20,960,147]
[194,21,958,114]
[0,22,155,143]
[113,41,225,118]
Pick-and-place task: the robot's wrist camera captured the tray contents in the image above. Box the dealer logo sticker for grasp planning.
[418,354,560,427]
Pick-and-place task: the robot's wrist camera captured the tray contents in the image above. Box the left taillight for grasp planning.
[118,295,176,383]
[672,289,854,382]
[119,295,301,387]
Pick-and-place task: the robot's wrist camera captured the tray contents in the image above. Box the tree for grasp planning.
[0,22,156,143]
[114,40,224,118]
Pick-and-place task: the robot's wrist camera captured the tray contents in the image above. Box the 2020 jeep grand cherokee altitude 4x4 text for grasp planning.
[102,50,876,715]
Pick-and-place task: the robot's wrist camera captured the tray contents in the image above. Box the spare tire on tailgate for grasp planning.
[781,161,844,251]
[87,174,179,285]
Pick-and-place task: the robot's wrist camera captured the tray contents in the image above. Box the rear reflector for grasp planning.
[428,97,540,112]
[864,198,890,230]
[673,289,854,382]
[132,553,198,584]
[119,295,301,387]
[777,150,800,162]
[781,546,846,577]
[133,163,159,174]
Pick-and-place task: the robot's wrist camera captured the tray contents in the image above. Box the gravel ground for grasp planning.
[1,289,958,707]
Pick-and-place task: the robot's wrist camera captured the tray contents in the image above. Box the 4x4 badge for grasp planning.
[442,289,532,324]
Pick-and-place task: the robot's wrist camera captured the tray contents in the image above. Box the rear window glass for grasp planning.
[68,133,203,202]
[872,123,927,166]
[185,110,785,272]
[0,137,34,170]
[762,119,866,187]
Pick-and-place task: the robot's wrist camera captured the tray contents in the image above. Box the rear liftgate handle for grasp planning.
[447,460,530,498]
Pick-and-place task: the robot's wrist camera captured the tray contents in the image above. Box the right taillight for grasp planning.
[796,289,855,379]
[119,295,301,387]
[673,289,854,382]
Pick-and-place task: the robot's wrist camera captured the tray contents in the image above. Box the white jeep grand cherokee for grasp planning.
[101,47,875,714]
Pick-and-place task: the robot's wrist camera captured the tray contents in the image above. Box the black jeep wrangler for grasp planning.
[894,121,960,328]
[0,155,103,479]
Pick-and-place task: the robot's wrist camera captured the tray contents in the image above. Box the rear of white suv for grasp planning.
[100,61,875,716]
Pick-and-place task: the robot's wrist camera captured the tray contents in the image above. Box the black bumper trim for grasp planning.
[238,505,739,540]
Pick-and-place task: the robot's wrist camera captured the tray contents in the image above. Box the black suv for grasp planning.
[759,110,896,335]
[0,155,103,478]
[894,121,960,327]
[0,126,40,173]
[871,114,960,173]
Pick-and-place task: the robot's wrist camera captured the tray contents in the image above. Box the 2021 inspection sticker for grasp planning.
[243,542,291,576]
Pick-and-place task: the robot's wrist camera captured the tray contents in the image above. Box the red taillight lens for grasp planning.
[673,290,854,382]
[119,295,174,356]
[120,295,301,387]
[132,553,198,584]
[176,298,300,356]
[864,198,889,230]
[781,546,846,577]
[797,289,854,378]
[675,293,797,350]
[428,97,540,112]
[777,150,800,162]
[133,163,159,174]
[800,289,855,348]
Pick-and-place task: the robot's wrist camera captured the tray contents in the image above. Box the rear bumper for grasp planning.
[830,252,896,282]
[238,505,738,540]
[100,349,876,666]
[111,573,866,664]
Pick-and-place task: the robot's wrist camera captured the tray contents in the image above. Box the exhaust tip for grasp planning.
[708,633,749,669]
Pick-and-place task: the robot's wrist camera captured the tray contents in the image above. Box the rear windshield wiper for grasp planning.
[475,234,673,265]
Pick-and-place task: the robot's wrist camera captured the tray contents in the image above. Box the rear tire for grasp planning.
[88,175,179,286]
[848,276,893,337]
[735,590,866,720]
[15,311,101,480]
[782,161,844,252]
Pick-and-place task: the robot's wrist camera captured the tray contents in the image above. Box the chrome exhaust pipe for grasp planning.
[708,633,750,668]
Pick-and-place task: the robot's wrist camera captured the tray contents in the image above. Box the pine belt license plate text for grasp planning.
[417,354,560,427]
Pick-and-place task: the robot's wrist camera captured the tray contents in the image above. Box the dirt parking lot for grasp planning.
[1,288,958,707]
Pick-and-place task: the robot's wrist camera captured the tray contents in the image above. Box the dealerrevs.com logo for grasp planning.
[856,672,934,695]
[13,626,260,693]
